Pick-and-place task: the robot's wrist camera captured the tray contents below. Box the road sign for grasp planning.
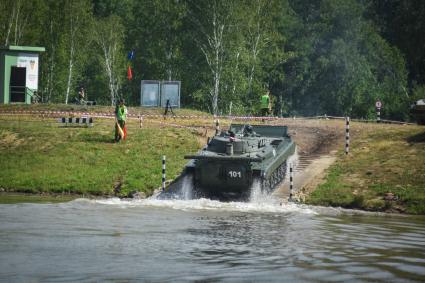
[375,100,382,109]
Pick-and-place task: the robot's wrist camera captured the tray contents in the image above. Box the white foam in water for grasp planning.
[71,197,394,217]
[249,178,275,204]
[286,147,299,176]
[91,148,318,214]
[93,195,316,215]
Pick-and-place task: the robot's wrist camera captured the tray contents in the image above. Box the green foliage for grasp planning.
[370,0,425,86]
[0,0,419,118]
[281,0,409,119]
[92,15,126,105]
[411,85,425,102]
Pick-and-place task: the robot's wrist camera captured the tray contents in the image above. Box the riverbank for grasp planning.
[0,108,203,198]
[1,107,424,214]
[302,122,425,214]
[0,103,209,117]
[0,192,78,204]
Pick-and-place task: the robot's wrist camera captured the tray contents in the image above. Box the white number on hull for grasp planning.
[228,171,242,178]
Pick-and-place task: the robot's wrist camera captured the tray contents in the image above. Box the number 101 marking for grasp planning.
[228,171,242,178]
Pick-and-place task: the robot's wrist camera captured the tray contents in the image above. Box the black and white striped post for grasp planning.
[376,100,382,123]
[162,155,166,191]
[345,116,350,155]
[215,119,220,135]
[289,163,294,201]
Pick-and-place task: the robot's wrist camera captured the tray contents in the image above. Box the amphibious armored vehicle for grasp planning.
[184,124,295,200]
[411,99,425,125]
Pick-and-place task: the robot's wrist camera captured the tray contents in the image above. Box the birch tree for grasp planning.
[188,0,235,115]
[64,0,91,104]
[37,0,65,103]
[158,0,187,81]
[244,0,272,97]
[93,15,125,106]
[1,0,30,46]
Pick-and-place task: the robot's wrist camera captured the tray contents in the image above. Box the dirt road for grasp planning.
[269,119,346,201]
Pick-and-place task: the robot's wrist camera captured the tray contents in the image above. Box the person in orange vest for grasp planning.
[115,99,128,142]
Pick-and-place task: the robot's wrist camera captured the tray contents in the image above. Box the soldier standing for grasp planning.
[261,91,271,121]
[115,99,128,142]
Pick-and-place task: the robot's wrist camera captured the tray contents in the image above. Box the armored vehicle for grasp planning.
[411,99,425,125]
[184,124,295,200]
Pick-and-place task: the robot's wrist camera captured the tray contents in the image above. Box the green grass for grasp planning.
[0,115,200,197]
[0,193,77,204]
[0,103,210,117]
[306,124,425,214]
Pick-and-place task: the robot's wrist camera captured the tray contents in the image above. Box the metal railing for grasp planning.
[9,85,40,103]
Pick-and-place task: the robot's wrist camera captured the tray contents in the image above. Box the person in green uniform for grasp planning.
[115,99,127,142]
[261,91,271,117]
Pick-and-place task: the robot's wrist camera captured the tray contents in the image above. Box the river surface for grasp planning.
[0,193,424,282]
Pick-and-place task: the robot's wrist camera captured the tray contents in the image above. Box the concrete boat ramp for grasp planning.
[273,151,337,202]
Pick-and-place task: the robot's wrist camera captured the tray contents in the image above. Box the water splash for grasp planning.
[180,174,193,200]
[249,178,276,204]
[87,148,320,215]
[286,147,299,176]
[91,197,316,214]
[150,173,194,200]
[78,197,401,217]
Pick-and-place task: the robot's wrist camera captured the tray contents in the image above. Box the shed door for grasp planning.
[10,66,26,103]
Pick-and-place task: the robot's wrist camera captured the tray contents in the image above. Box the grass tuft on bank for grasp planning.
[0,115,201,197]
[306,124,425,214]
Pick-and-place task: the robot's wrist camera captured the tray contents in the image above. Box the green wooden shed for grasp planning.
[0,45,45,104]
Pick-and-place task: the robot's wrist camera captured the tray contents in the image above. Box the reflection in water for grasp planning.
[0,198,424,282]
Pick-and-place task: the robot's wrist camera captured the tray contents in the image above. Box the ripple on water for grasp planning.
[2,194,425,282]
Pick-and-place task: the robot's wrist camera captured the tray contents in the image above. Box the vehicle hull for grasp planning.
[185,124,296,200]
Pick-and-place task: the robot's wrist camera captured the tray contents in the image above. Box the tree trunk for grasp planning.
[103,46,116,106]
[65,11,78,104]
[13,0,20,45]
[65,42,74,104]
[192,1,227,115]
[166,49,173,80]
[4,3,16,46]
[213,72,220,115]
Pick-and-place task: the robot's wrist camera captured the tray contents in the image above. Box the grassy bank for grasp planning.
[0,113,201,198]
[0,103,210,117]
[306,123,425,214]
[0,193,77,204]
[2,106,424,214]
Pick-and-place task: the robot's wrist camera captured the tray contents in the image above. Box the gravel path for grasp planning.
[270,119,346,201]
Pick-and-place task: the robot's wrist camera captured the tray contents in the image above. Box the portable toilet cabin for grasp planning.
[0,45,45,104]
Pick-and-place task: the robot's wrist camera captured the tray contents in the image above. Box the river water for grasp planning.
[0,194,424,282]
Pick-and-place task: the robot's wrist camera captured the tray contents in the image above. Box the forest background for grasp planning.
[1,0,424,120]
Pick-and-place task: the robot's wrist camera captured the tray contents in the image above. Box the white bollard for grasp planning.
[162,156,166,191]
[289,163,294,201]
[345,117,350,155]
